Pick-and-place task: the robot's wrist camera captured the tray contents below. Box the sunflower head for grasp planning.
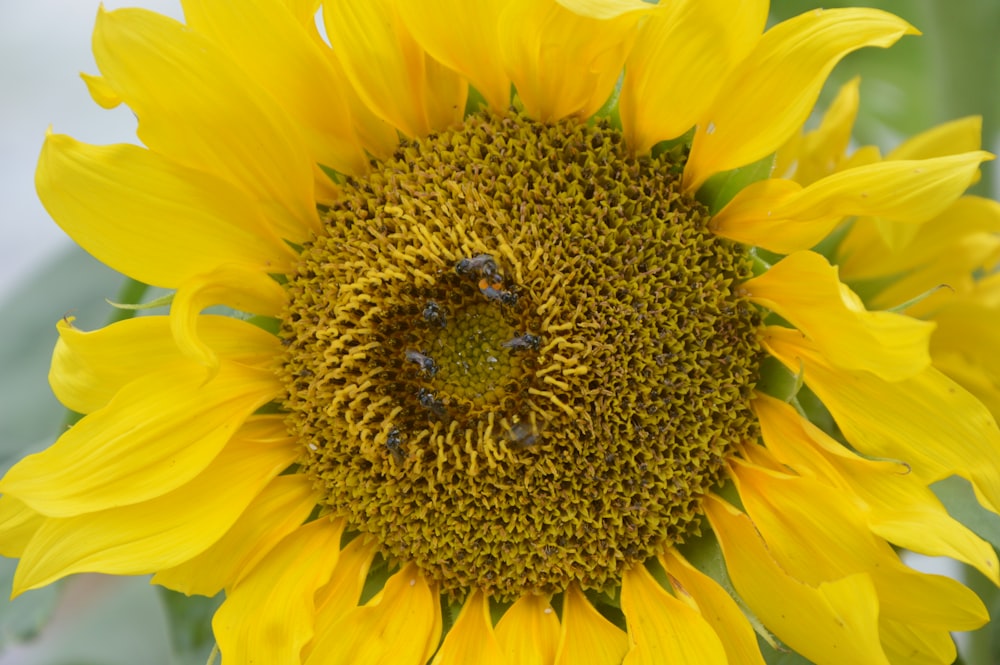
[2,1,998,664]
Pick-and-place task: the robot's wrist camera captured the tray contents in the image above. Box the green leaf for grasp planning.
[157,588,223,665]
[0,246,124,472]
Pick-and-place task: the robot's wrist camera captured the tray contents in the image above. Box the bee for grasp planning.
[479,280,519,307]
[385,427,405,463]
[404,349,438,377]
[456,253,503,284]
[417,387,447,417]
[422,300,447,327]
[502,333,540,352]
[507,419,539,448]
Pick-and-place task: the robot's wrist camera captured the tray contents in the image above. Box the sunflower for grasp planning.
[2,1,998,663]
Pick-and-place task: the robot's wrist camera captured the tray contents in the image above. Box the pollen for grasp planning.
[279,111,763,600]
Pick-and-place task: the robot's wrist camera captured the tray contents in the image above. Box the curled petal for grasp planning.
[712,152,993,253]
[743,251,933,380]
[684,8,917,191]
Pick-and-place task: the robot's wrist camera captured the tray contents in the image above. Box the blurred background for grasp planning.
[0,0,997,663]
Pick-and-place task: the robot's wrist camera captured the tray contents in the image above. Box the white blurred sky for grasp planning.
[0,0,182,301]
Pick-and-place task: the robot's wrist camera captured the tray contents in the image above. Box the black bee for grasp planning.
[404,349,438,377]
[422,300,447,327]
[417,388,447,417]
[502,333,540,352]
[456,253,503,284]
[386,427,404,462]
[507,419,539,448]
[479,280,519,307]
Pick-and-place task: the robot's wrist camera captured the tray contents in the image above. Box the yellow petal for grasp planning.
[36,133,295,289]
[323,0,466,138]
[397,0,512,111]
[213,518,345,665]
[181,0,369,176]
[711,151,993,253]
[495,593,560,665]
[79,72,122,109]
[554,584,628,665]
[754,394,1000,585]
[12,417,298,594]
[94,7,319,240]
[704,495,890,665]
[307,536,379,655]
[152,473,318,596]
[838,195,1000,281]
[50,315,278,415]
[430,589,508,665]
[888,115,983,161]
[169,265,288,370]
[880,618,957,665]
[620,563,727,665]
[0,496,44,558]
[684,8,917,191]
[743,251,933,380]
[620,0,767,155]
[763,326,1000,515]
[932,301,1000,390]
[304,563,441,665]
[659,549,766,665]
[788,76,861,186]
[0,362,279,517]
[499,0,652,122]
[731,457,987,631]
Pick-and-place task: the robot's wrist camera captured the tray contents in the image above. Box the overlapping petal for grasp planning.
[763,326,1000,514]
[397,0,512,111]
[499,0,652,122]
[323,0,466,138]
[36,133,295,289]
[754,394,1000,583]
[554,584,629,665]
[495,593,560,665]
[780,77,860,185]
[620,0,767,155]
[620,563,727,664]
[684,8,917,191]
[152,474,318,596]
[307,536,379,656]
[168,264,288,369]
[712,151,992,253]
[730,456,987,630]
[0,362,279,517]
[704,495,890,665]
[213,518,346,665]
[51,315,279,415]
[838,195,1000,282]
[92,7,319,241]
[181,0,370,176]
[0,497,44,559]
[12,417,298,594]
[743,251,933,380]
[304,563,441,665]
[659,549,766,665]
[431,590,508,665]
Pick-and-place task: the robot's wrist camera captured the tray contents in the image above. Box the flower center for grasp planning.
[279,111,763,600]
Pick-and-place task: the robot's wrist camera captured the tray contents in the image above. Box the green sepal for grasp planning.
[697,152,776,215]
[106,291,173,312]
